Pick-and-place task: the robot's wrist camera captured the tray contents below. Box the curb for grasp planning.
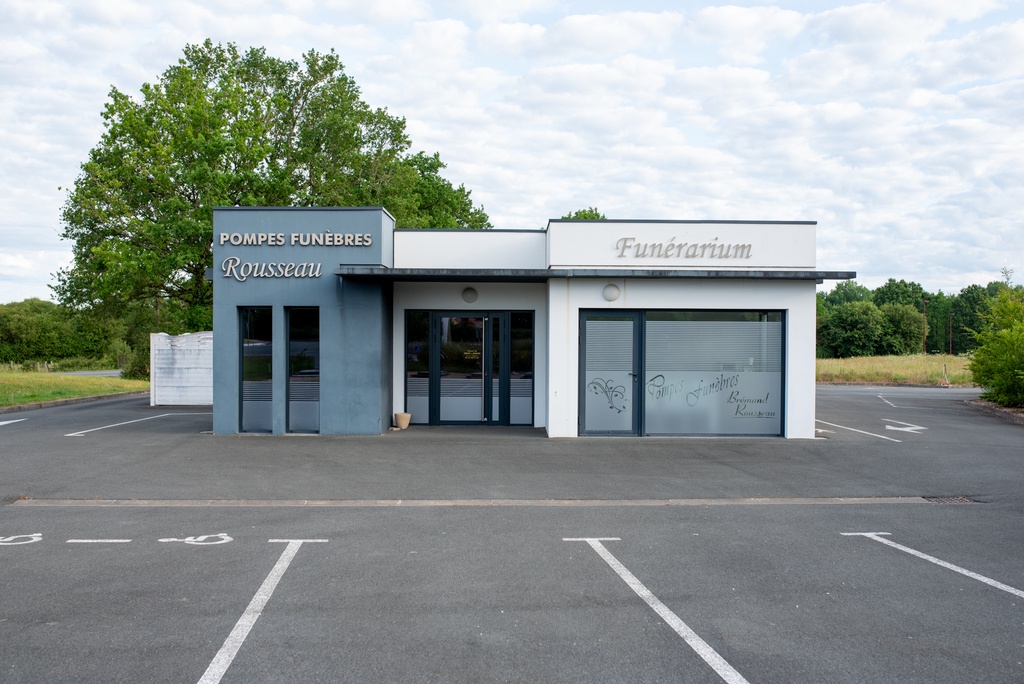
[816,382,974,388]
[966,400,1024,426]
[0,391,150,415]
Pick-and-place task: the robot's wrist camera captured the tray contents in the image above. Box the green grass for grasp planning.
[0,370,149,407]
[816,354,973,386]
[0,355,973,409]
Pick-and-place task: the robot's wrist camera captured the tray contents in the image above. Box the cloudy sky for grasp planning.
[1,0,1022,303]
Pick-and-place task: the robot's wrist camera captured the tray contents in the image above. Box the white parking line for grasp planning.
[815,420,902,442]
[842,532,1024,599]
[65,412,211,437]
[565,537,749,684]
[197,539,328,684]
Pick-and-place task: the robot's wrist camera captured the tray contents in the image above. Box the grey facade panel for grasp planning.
[212,207,395,435]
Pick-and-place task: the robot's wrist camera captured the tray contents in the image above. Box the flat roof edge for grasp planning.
[336,267,856,282]
[394,228,544,234]
[213,206,396,221]
[546,219,818,225]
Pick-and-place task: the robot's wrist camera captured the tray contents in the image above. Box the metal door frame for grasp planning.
[578,311,642,436]
[428,311,511,425]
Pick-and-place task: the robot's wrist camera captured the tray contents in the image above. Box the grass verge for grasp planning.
[816,354,972,386]
[0,370,149,408]
[0,355,975,410]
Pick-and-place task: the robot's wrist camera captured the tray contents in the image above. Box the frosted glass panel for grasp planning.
[644,317,782,435]
[583,318,635,433]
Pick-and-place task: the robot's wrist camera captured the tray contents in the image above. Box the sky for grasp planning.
[1,0,1022,304]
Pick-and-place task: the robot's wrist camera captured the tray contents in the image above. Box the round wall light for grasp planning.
[602,284,620,301]
[462,287,479,303]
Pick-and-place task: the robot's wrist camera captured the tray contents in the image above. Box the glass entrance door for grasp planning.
[580,313,640,435]
[405,311,534,426]
[439,314,488,422]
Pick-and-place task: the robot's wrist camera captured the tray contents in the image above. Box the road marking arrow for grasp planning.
[883,419,928,434]
[0,419,26,427]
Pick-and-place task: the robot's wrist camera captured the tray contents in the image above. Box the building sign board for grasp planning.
[547,220,816,269]
[213,207,392,291]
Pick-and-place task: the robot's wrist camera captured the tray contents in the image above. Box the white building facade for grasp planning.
[213,208,852,438]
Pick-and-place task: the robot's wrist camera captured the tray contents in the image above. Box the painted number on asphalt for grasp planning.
[158,533,233,545]
[0,533,42,545]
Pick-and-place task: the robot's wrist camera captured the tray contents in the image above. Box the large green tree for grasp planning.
[56,40,489,330]
[877,303,925,355]
[821,301,884,358]
[923,291,952,354]
[822,280,872,308]
[872,278,925,310]
[950,284,990,354]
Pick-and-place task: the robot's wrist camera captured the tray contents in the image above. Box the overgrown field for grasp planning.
[816,354,973,386]
[0,370,149,407]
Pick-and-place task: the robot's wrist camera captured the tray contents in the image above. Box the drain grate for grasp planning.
[923,495,978,504]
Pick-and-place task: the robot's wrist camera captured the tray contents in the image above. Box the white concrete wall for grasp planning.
[545,278,817,438]
[394,230,547,270]
[150,331,213,406]
[392,282,548,427]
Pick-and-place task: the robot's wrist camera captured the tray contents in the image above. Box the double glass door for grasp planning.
[406,311,533,425]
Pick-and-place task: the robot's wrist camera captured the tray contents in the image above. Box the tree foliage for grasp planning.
[0,299,121,363]
[821,301,884,358]
[818,277,1013,358]
[970,286,1024,406]
[561,207,606,220]
[877,303,924,356]
[823,280,872,307]
[872,278,925,310]
[950,284,990,354]
[400,152,491,229]
[923,291,952,354]
[55,40,490,330]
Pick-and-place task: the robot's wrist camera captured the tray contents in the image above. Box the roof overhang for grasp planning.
[335,267,856,283]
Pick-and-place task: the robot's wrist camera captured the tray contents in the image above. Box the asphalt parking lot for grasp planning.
[1,386,1022,683]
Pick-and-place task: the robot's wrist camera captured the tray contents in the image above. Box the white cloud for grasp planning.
[322,0,432,23]
[474,22,547,54]
[442,0,557,24]
[548,11,684,56]
[0,0,1022,302]
[0,250,71,302]
[914,20,1024,89]
[688,6,806,66]
[891,0,1005,24]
